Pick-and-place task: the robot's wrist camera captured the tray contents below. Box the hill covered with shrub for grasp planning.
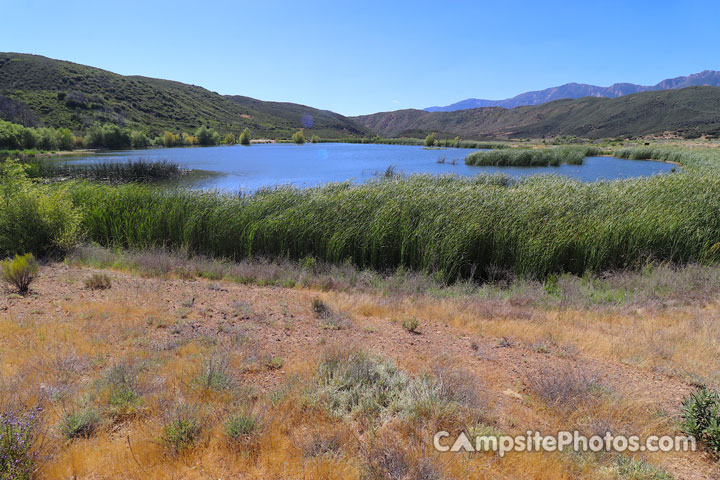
[0,53,370,139]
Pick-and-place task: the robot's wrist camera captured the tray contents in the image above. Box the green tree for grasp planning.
[424,132,436,147]
[57,128,74,150]
[454,136,460,147]
[163,131,177,148]
[239,128,251,146]
[195,126,219,146]
[130,131,150,149]
[310,135,320,143]
[223,133,236,145]
[100,124,131,150]
[21,127,38,149]
[0,120,24,149]
[36,128,59,150]
[292,130,306,144]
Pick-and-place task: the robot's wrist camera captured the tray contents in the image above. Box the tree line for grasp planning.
[0,120,255,151]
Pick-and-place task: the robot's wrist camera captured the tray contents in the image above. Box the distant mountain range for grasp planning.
[425,71,720,112]
[354,86,720,139]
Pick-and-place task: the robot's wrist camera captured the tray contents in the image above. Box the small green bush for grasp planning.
[312,297,331,318]
[224,412,259,440]
[265,356,283,370]
[162,415,201,454]
[402,317,419,333]
[680,387,720,455]
[108,389,140,421]
[1,253,39,294]
[84,272,112,290]
[195,356,232,391]
[60,408,100,439]
[609,455,674,479]
[310,135,320,143]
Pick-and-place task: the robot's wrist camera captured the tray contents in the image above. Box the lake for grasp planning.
[61,143,677,191]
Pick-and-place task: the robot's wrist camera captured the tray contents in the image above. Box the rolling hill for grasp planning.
[354,86,720,139]
[426,70,720,112]
[0,53,370,139]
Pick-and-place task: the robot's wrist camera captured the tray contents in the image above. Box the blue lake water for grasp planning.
[62,143,677,192]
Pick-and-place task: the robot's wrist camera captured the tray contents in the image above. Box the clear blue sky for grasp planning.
[2,0,718,116]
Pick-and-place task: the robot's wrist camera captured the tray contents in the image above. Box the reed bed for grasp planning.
[66,159,720,279]
[613,146,716,169]
[465,146,604,167]
[26,158,186,183]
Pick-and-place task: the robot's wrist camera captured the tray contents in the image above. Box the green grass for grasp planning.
[5,145,720,281]
[25,158,186,183]
[60,146,718,280]
[465,146,604,167]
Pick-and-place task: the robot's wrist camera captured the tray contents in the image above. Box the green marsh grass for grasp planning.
[6,145,718,280]
[25,158,186,183]
[465,146,604,167]
[65,147,720,280]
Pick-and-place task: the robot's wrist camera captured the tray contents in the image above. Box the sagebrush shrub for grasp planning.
[224,411,259,441]
[402,317,419,333]
[312,297,331,317]
[525,365,605,410]
[610,455,674,480]
[60,407,100,439]
[84,272,112,290]
[195,356,232,391]
[162,407,202,454]
[1,253,39,294]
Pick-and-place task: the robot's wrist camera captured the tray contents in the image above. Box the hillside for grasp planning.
[0,53,370,138]
[355,87,720,139]
[426,70,720,111]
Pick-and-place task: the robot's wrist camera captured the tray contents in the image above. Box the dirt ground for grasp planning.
[1,263,718,479]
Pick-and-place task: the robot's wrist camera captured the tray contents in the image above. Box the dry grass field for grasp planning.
[2,251,719,479]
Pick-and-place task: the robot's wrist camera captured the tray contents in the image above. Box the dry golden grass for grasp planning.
[328,291,720,387]
[1,264,717,479]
